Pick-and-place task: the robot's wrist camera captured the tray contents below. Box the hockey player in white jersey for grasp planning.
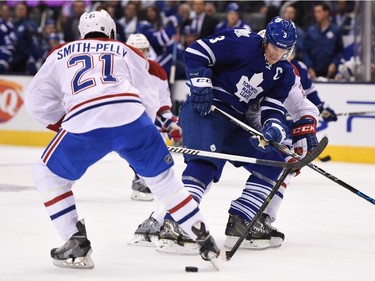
[24,10,219,269]
[125,33,182,202]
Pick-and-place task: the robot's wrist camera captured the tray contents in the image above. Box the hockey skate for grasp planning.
[128,216,161,247]
[50,219,94,269]
[131,174,154,201]
[258,213,285,248]
[155,219,199,255]
[224,214,270,250]
[192,222,221,270]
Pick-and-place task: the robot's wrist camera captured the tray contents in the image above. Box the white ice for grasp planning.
[0,144,374,281]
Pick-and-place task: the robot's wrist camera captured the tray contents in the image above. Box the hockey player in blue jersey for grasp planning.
[130,17,320,253]
[181,16,318,249]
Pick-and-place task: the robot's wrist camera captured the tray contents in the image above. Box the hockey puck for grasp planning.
[185,266,198,272]
[320,155,331,162]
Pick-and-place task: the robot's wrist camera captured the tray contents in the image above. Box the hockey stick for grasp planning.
[168,146,306,170]
[225,167,291,261]
[211,105,375,205]
[335,110,375,117]
[169,31,180,84]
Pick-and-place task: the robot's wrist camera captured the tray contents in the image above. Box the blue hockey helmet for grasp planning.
[265,16,296,50]
[226,3,240,13]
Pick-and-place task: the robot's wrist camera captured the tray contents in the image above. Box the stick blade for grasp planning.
[289,136,329,171]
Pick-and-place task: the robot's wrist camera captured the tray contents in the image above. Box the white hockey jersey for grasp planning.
[25,38,160,133]
[147,59,172,112]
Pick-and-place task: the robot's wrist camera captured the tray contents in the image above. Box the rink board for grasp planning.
[1,76,375,163]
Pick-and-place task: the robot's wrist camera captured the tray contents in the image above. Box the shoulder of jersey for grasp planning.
[148,59,168,80]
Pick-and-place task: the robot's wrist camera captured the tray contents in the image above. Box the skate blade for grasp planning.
[224,236,270,250]
[156,239,199,255]
[128,235,158,247]
[131,191,154,201]
[52,249,94,269]
[206,250,223,271]
[270,237,284,248]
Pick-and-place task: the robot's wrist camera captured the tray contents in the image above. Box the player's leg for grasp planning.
[34,129,112,268]
[148,102,234,254]
[117,112,220,261]
[222,131,286,249]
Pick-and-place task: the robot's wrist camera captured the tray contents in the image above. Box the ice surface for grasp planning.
[0,145,374,281]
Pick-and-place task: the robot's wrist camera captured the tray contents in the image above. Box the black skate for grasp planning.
[50,219,94,269]
[258,213,285,248]
[128,216,161,247]
[192,222,221,270]
[224,214,271,250]
[131,174,154,201]
[156,219,199,255]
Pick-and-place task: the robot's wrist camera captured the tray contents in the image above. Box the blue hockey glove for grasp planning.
[318,103,337,122]
[291,117,318,157]
[249,120,288,153]
[262,120,288,143]
[186,68,214,117]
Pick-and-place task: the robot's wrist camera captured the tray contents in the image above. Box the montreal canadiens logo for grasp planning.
[0,80,24,123]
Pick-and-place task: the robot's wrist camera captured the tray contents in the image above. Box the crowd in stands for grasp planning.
[0,0,356,82]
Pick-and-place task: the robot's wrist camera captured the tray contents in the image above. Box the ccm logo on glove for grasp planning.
[291,124,316,136]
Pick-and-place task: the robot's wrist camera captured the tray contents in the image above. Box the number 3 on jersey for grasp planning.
[68,53,117,94]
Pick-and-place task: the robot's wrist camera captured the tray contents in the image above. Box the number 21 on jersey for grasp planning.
[68,53,117,94]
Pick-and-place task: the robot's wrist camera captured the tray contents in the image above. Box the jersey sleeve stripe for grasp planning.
[263,96,284,107]
[196,39,216,65]
[185,47,211,65]
[260,106,285,115]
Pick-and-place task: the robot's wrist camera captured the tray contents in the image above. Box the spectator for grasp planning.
[303,2,344,80]
[0,3,15,72]
[63,0,87,42]
[215,2,251,33]
[332,0,355,49]
[280,2,304,60]
[190,0,218,39]
[177,3,192,35]
[145,5,162,30]
[38,19,64,65]
[119,2,140,41]
[1,3,13,22]
[204,2,216,17]
[181,25,197,48]
[105,5,126,43]
[10,2,41,74]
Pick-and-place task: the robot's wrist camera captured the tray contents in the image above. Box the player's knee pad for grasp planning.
[33,159,74,194]
[142,167,184,200]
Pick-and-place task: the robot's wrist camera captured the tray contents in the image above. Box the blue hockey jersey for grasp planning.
[184,28,296,125]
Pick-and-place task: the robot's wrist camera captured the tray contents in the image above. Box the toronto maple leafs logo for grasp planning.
[234,74,264,103]
[234,29,251,38]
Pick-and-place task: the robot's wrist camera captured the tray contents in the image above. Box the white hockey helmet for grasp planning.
[78,10,116,39]
[126,33,150,49]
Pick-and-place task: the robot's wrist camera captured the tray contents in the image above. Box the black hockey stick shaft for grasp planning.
[211,105,375,205]
[168,146,304,170]
[225,168,292,261]
[336,110,375,117]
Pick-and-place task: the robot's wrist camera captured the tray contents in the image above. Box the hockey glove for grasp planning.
[155,109,182,144]
[249,120,288,153]
[291,117,318,157]
[186,67,214,117]
[318,103,337,122]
